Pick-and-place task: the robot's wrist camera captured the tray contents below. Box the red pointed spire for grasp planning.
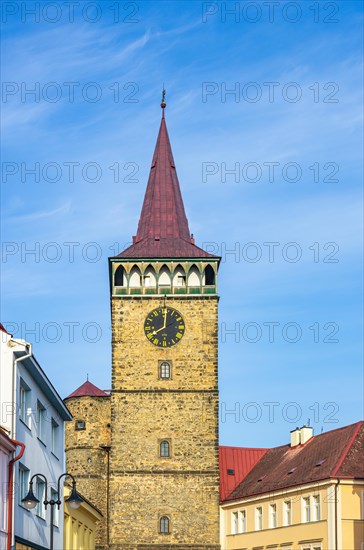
[119,97,216,259]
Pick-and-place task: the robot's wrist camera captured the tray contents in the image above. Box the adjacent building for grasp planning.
[220,422,364,550]
[0,324,72,550]
[63,485,103,550]
[0,426,17,548]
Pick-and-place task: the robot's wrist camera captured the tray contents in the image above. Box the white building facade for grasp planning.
[0,326,72,550]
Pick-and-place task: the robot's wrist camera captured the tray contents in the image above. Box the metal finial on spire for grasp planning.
[161,87,166,110]
[86,373,89,381]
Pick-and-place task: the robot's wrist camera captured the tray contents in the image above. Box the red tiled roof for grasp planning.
[65,380,110,399]
[118,112,217,259]
[225,421,364,502]
[219,446,268,501]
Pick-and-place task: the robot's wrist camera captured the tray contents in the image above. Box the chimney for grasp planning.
[290,427,301,447]
[300,425,313,444]
[290,426,314,447]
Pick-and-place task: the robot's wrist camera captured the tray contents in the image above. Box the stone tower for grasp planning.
[108,99,220,548]
[64,380,111,549]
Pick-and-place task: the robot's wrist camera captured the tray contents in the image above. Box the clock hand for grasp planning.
[152,309,168,334]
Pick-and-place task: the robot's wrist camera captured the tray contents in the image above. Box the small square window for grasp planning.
[75,420,86,431]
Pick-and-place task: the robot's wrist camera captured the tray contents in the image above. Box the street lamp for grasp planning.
[22,472,83,549]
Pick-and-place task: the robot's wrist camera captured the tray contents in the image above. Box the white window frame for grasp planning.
[37,400,46,443]
[312,495,321,521]
[18,463,30,505]
[302,496,311,523]
[255,506,263,531]
[238,509,246,533]
[36,477,46,519]
[51,418,59,456]
[283,499,292,526]
[269,503,277,528]
[19,379,31,428]
[51,487,59,527]
[232,511,238,534]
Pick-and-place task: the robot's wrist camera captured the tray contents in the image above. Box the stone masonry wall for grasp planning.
[109,296,220,548]
[64,395,111,549]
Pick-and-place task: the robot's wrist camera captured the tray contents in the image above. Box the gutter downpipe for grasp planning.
[335,478,340,550]
[7,440,25,550]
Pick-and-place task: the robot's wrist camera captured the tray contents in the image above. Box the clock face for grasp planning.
[144,307,185,348]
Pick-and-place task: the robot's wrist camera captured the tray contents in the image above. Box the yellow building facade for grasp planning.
[220,423,364,550]
[63,486,102,550]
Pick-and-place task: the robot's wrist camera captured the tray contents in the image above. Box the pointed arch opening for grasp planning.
[204,264,215,286]
[129,265,142,288]
[114,265,126,287]
[158,265,171,293]
[173,264,186,289]
[143,264,157,292]
[187,264,200,291]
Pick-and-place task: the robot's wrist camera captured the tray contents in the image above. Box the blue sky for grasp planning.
[1,0,363,447]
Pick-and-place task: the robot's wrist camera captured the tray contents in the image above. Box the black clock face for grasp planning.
[144,307,185,348]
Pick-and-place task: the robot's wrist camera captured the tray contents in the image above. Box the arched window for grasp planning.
[160,516,170,534]
[204,265,215,286]
[187,265,200,287]
[160,362,171,379]
[160,440,170,457]
[114,265,125,286]
[143,265,157,288]
[129,265,142,287]
[173,264,186,287]
[158,265,171,286]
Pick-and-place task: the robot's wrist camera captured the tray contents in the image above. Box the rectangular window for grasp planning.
[303,496,311,522]
[19,380,31,427]
[37,401,46,443]
[313,495,321,521]
[18,464,30,504]
[238,509,246,533]
[284,500,292,526]
[51,418,59,456]
[232,511,238,534]
[51,488,59,527]
[255,506,262,530]
[36,477,46,519]
[269,503,277,528]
